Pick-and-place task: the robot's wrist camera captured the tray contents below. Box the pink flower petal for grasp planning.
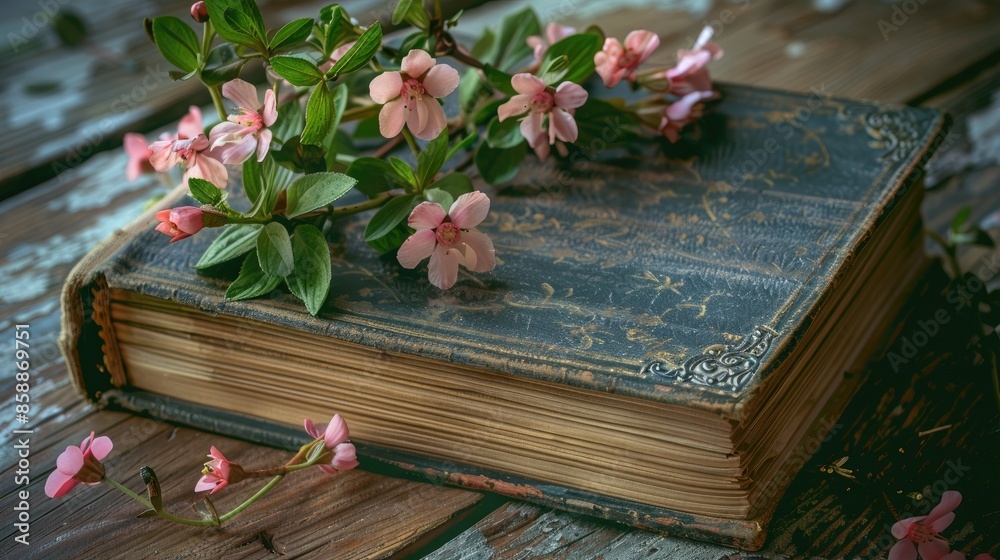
[918,540,951,560]
[331,442,359,470]
[324,414,350,448]
[449,191,490,229]
[423,64,460,98]
[304,418,322,438]
[428,244,460,289]
[498,94,532,122]
[124,133,151,158]
[461,230,495,272]
[925,491,962,525]
[520,112,545,147]
[547,23,576,44]
[57,446,84,475]
[319,464,337,474]
[177,106,203,139]
[931,512,956,532]
[208,446,227,461]
[889,540,918,560]
[221,135,257,165]
[256,128,272,162]
[186,154,228,189]
[222,79,261,110]
[370,72,403,104]
[208,122,244,149]
[549,108,578,143]
[413,98,447,141]
[262,89,277,127]
[624,30,659,65]
[194,476,217,493]
[892,517,922,539]
[406,96,429,137]
[89,436,113,461]
[408,201,447,231]
[693,25,714,51]
[378,99,407,138]
[554,82,588,109]
[45,470,78,498]
[397,229,438,269]
[401,49,435,79]
[511,73,547,96]
[149,144,179,173]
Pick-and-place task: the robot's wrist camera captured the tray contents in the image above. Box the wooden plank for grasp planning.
[0,412,482,559]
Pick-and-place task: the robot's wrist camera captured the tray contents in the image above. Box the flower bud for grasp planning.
[190,2,209,23]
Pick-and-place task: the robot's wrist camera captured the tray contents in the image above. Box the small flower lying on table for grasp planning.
[45,414,357,526]
[126,0,723,313]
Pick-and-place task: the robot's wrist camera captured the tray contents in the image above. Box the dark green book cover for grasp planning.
[60,83,948,548]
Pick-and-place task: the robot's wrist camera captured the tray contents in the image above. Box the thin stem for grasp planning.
[330,192,394,217]
[342,104,380,123]
[105,477,217,527]
[201,21,214,59]
[218,475,285,523]
[402,128,421,158]
[226,214,270,225]
[448,45,484,69]
[434,0,443,20]
[209,85,228,123]
[925,229,960,278]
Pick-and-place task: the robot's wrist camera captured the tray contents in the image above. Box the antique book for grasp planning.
[60,84,948,548]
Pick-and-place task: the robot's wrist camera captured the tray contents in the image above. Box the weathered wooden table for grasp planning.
[2,0,999,558]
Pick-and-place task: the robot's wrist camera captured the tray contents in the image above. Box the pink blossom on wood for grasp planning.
[45,432,112,498]
[369,50,459,140]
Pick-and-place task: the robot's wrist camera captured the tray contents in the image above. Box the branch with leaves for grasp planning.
[125,0,724,314]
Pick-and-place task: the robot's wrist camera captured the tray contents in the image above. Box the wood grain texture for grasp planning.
[0,408,482,559]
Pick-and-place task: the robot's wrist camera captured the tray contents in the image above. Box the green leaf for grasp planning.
[416,129,449,188]
[302,83,333,145]
[242,157,265,207]
[285,225,332,315]
[389,157,418,189]
[201,43,248,86]
[538,55,569,85]
[482,65,516,95]
[573,97,640,147]
[951,206,972,233]
[447,131,479,160]
[325,22,382,79]
[151,17,200,73]
[322,5,356,58]
[541,33,603,84]
[396,32,431,64]
[270,17,313,52]
[270,54,324,87]
[196,224,263,269]
[285,172,357,218]
[392,0,430,29]
[188,178,224,206]
[347,157,397,197]
[431,172,474,198]
[423,188,453,211]
[489,7,541,71]
[486,116,523,149]
[226,252,282,300]
[367,221,411,254]
[364,194,417,241]
[476,141,525,185]
[273,96,304,143]
[204,0,264,49]
[256,222,294,277]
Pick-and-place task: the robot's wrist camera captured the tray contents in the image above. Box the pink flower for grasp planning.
[209,79,277,164]
[889,491,961,560]
[594,30,660,88]
[369,49,459,140]
[190,1,208,23]
[397,191,495,289]
[155,206,204,243]
[304,414,359,473]
[497,74,588,161]
[526,23,576,63]
[195,446,244,494]
[148,106,228,188]
[665,26,723,96]
[45,432,112,498]
[659,90,715,142]
[124,133,154,181]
